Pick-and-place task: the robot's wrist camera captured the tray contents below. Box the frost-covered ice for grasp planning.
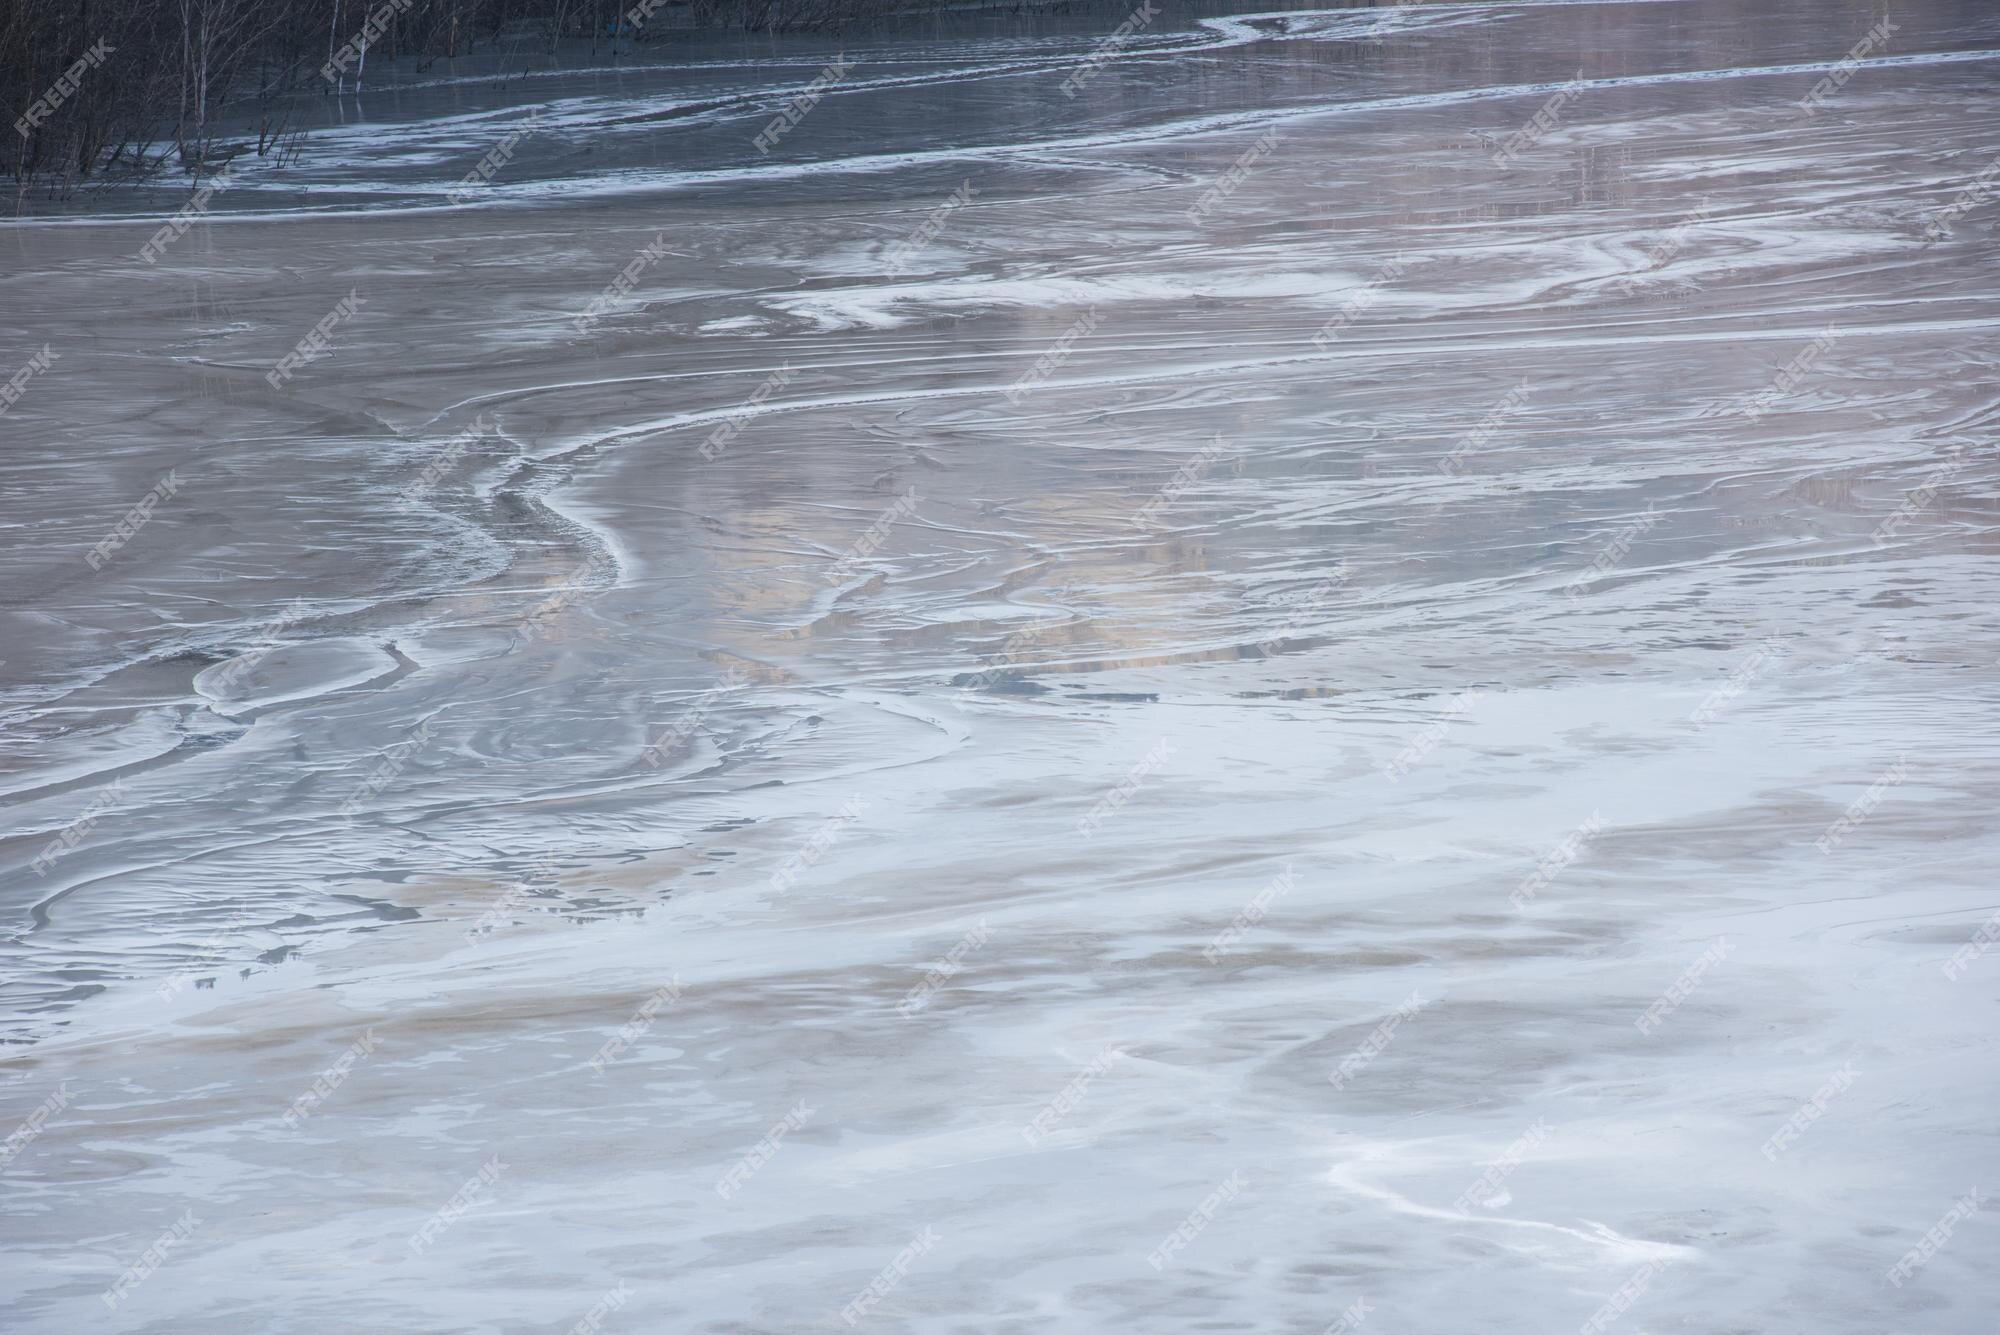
[4,0,2000,1330]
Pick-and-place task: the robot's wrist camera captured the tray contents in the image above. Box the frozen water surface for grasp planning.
[3,0,1999,1330]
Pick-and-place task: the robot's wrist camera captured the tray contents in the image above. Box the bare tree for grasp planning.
[174,0,289,165]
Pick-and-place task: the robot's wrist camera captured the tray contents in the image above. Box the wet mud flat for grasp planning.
[2,0,1999,1330]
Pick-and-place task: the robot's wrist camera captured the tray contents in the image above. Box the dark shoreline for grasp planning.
[3,0,1165,203]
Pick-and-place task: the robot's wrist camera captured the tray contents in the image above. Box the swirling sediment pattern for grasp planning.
[2,0,1997,1329]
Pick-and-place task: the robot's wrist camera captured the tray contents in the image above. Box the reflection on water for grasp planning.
[3,0,1999,1330]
